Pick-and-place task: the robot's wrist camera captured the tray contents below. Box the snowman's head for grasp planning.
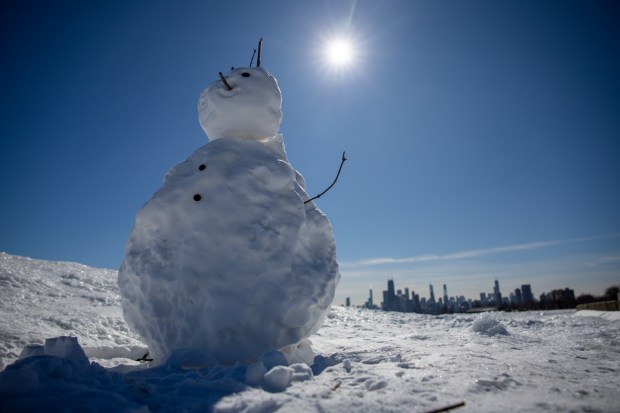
[198,67,282,142]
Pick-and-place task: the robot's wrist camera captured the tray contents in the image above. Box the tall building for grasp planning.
[368,289,373,308]
[429,284,436,304]
[493,280,502,306]
[521,284,534,304]
[345,297,351,307]
[515,288,522,305]
[388,279,395,298]
[382,279,397,311]
[443,284,449,305]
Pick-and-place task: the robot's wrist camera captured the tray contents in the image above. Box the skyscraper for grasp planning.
[443,284,449,305]
[521,284,534,304]
[493,280,502,306]
[515,288,522,305]
[388,279,395,297]
[382,279,397,311]
[429,284,436,304]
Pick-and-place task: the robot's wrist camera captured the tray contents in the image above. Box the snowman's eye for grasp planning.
[194,194,202,201]
[198,164,206,171]
[241,72,250,77]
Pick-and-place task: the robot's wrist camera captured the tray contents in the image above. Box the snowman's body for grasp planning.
[118,67,340,364]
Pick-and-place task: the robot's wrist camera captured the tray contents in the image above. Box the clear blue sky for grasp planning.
[2,0,619,305]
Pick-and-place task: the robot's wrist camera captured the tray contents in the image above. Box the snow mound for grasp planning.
[472,314,509,336]
[198,67,282,141]
[574,310,620,321]
[0,252,145,370]
[118,136,340,364]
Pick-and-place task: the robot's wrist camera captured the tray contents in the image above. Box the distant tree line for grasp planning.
[574,285,619,306]
[500,285,619,311]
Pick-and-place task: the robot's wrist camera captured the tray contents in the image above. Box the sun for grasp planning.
[324,38,355,68]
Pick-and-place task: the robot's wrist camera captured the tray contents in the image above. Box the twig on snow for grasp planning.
[423,401,466,413]
[304,151,347,204]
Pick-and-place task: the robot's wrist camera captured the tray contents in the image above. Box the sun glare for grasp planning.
[325,38,354,68]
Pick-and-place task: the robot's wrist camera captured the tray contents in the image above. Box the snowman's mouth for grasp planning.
[218,72,233,91]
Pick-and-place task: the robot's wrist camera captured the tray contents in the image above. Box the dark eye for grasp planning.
[198,164,206,171]
[193,194,202,201]
[241,72,250,77]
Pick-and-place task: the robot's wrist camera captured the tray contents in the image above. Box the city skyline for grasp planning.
[339,258,618,308]
[348,276,588,314]
[336,233,620,306]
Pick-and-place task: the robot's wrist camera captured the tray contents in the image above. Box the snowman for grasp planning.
[118,44,341,365]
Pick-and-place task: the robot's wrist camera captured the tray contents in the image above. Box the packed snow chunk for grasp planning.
[119,136,340,364]
[289,363,313,382]
[280,337,315,365]
[198,67,282,141]
[472,315,509,336]
[262,365,294,392]
[342,358,352,372]
[43,336,89,364]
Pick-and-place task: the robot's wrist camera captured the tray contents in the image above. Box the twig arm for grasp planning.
[304,151,347,204]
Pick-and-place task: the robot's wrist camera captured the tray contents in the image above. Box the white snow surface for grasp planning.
[2,252,620,412]
[118,134,340,364]
[198,67,282,141]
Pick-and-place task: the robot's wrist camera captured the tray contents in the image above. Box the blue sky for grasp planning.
[1,0,619,305]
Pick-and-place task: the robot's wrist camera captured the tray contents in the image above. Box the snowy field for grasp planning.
[1,252,619,412]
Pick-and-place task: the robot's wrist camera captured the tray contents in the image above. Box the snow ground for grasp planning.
[1,252,619,412]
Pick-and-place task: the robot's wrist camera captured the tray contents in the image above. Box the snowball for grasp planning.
[262,365,293,392]
[198,67,282,141]
[472,315,509,336]
[119,136,340,364]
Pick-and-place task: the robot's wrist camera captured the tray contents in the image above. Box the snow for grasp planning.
[120,64,339,366]
[198,67,282,141]
[2,252,620,412]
